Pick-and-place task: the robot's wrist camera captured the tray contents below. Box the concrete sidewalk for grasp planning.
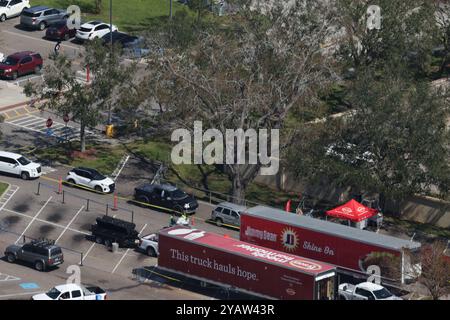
[0,81,30,111]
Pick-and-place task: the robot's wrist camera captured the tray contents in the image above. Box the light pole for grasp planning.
[169,0,173,19]
[108,0,113,125]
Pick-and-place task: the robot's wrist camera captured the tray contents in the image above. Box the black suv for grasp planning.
[134,183,199,215]
[91,215,139,248]
[4,239,64,271]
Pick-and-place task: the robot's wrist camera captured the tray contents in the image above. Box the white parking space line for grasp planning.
[0,185,19,211]
[55,205,85,243]
[0,273,21,282]
[80,242,96,265]
[111,223,147,274]
[15,196,52,244]
[112,154,130,182]
[9,116,39,125]
[2,29,81,51]
[14,119,44,128]
[3,208,89,236]
[5,114,95,139]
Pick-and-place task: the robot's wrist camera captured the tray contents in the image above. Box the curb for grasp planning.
[0,100,32,112]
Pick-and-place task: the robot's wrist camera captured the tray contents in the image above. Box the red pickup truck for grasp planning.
[0,51,43,80]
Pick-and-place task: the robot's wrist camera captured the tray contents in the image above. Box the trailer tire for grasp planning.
[95,236,103,244]
[104,239,112,248]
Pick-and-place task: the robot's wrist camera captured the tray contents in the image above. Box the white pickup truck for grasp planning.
[32,283,107,300]
[339,282,402,300]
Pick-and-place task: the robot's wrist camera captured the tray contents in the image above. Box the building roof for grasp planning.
[159,226,336,276]
[244,206,421,251]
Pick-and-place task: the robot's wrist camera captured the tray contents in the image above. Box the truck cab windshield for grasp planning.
[373,288,393,299]
[46,288,61,299]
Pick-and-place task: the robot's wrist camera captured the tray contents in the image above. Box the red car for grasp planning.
[45,20,77,41]
[0,51,43,80]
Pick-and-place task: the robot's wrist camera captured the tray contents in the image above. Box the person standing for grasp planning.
[54,40,62,57]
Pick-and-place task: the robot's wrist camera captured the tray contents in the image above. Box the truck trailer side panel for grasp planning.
[240,214,401,272]
[158,227,336,300]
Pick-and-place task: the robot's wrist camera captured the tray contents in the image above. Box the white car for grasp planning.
[138,233,159,257]
[32,283,107,300]
[0,0,30,22]
[66,167,115,193]
[0,151,41,180]
[76,21,118,42]
[0,52,4,62]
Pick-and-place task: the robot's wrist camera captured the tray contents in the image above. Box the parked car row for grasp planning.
[0,3,150,80]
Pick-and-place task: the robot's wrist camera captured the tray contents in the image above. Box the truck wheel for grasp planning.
[146,247,156,257]
[34,261,44,271]
[95,236,103,244]
[6,253,16,263]
[104,239,112,248]
[21,172,30,180]
[0,14,6,22]
[136,196,149,207]
[215,218,223,227]
[34,65,42,74]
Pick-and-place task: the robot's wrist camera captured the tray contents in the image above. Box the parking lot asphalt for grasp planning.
[0,17,242,299]
[0,159,239,300]
[0,17,84,86]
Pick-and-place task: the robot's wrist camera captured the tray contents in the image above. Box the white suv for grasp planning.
[76,21,118,42]
[66,167,115,193]
[0,0,30,22]
[0,151,42,180]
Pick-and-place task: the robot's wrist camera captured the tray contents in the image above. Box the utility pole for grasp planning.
[169,0,173,19]
[108,0,113,125]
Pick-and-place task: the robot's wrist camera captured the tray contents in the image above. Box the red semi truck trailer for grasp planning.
[158,226,337,300]
[240,206,421,283]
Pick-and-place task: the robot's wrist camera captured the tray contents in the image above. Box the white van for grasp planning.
[0,151,42,179]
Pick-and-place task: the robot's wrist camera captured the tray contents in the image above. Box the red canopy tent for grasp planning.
[326,199,377,223]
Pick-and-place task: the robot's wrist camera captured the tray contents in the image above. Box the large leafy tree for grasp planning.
[24,41,133,152]
[336,0,438,76]
[287,67,450,204]
[119,0,339,203]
